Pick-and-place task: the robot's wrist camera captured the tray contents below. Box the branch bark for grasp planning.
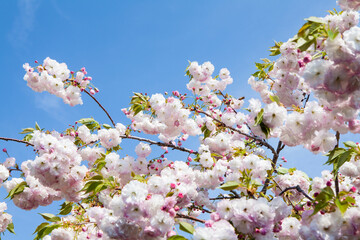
[84,89,116,127]
[0,137,34,147]
[121,135,198,155]
[197,110,277,156]
[260,141,284,194]
[175,213,205,224]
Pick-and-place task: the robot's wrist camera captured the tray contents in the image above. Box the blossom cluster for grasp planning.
[2,0,360,239]
[23,57,96,106]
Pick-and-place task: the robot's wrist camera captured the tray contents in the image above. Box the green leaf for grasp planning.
[179,221,195,234]
[277,167,289,175]
[168,236,188,240]
[201,125,211,139]
[6,222,14,234]
[297,22,311,38]
[20,128,35,134]
[254,109,264,127]
[33,222,49,234]
[59,202,73,215]
[94,183,108,193]
[335,198,348,215]
[83,181,103,194]
[259,122,270,138]
[35,122,41,131]
[35,224,61,240]
[269,41,283,56]
[305,16,325,24]
[269,95,280,105]
[334,150,353,173]
[311,186,335,216]
[166,192,174,197]
[327,29,339,40]
[39,213,61,222]
[218,181,240,191]
[23,134,34,142]
[78,118,100,131]
[298,38,316,52]
[130,92,150,116]
[103,124,112,129]
[6,181,27,199]
[89,175,104,181]
[343,141,357,148]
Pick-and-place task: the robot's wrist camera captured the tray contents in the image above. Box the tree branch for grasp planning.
[197,110,276,156]
[175,213,205,224]
[260,141,284,194]
[84,89,116,127]
[334,131,340,197]
[0,137,34,147]
[121,135,198,155]
[279,185,314,202]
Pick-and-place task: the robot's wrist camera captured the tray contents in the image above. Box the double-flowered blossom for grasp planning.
[4,1,360,238]
[23,57,94,106]
[0,202,12,233]
[16,131,88,202]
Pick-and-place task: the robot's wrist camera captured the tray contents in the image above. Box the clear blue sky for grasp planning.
[0,0,342,239]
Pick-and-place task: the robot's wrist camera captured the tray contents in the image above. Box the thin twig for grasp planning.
[77,202,87,212]
[260,141,284,194]
[334,131,340,197]
[272,179,299,214]
[303,93,310,108]
[0,137,34,147]
[209,196,239,200]
[78,140,99,149]
[279,185,314,202]
[230,190,240,198]
[84,89,116,127]
[197,110,276,156]
[121,135,198,155]
[176,213,205,224]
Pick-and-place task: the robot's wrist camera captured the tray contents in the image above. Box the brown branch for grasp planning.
[209,196,239,200]
[334,131,340,197]
[121,135,198,155]
[0,137,34,147]
[197,110,277,156]
[84,89,116,127]
[78,140,99,150]
[279,185,314,202]
[272,179,299,214]
[77,202,87,212]
[261,141,284,194]
[176,213,205,224]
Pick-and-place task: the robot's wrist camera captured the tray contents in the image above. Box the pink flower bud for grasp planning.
[170,183,176,189]
[178,193,184,198]
[81,67,87,75]
[2,148,7,153]
[168,208,176,217]
[303,54,312,63]
[205,220,213,228]
[210,212,221,222]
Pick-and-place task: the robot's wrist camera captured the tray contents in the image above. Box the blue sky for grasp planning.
[0,0,343,239]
